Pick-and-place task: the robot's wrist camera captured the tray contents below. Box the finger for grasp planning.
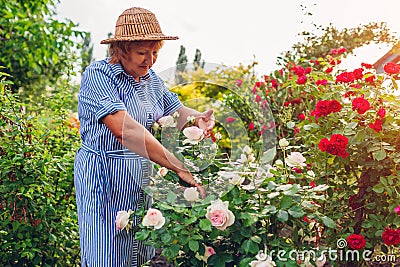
[196,185,206,199]
[201,109,214,120]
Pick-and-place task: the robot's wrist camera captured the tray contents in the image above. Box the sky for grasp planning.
[56,0,400,77]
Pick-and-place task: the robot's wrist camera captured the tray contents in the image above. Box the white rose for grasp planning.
[230,174,245,185]
[210,143,218,151]
[315,254,327,267]
[307,170,315,177]
[205,199,235,230]
[142,208,165,229]
[187,115,196,123]
[250,259,276,267]
[157,167,168,177]
[243,145,252,154]
[158,115,176,128]
[279,138,289,147]
[183,187,200,202]
[183,126,204,145]
[214,132,222,140]
[274,159,284,166]
[115,209,133,231]
[151,122,160,131]
[250,254,276,267]
[285,152,307,168]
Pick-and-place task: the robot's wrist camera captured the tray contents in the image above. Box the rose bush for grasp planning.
[116,55,400,266]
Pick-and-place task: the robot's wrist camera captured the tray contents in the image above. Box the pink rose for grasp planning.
[183,126,204,144]
[206,199,235,230]
[394,205,400,215]
[115,209,133,231]
[203,245,216,262]
[142,208,165,229]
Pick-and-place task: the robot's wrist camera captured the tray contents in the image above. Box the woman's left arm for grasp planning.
[175,106,215,137]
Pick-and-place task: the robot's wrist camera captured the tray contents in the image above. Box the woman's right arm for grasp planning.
[102,110,206,198]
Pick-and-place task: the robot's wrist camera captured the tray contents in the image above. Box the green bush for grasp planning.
[0,72,80,266]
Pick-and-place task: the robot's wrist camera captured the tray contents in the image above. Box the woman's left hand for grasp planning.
[197,109,215,138]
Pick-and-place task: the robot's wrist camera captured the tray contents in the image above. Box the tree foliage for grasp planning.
[0,0,86,95]
[281,22,398,64]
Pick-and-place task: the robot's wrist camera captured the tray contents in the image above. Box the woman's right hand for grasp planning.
[177,170,206,199]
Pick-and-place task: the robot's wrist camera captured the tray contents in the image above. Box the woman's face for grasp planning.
[120,42,159,80]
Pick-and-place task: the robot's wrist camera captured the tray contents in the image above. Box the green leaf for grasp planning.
[134,230,149,240]
[288,206,305,218]
[372,184,385,194]
[321,216,336,228]
[208,254,234,267]
[166,191,177,203]
[241,239,259,254]
[239,258,253,267]
[372,150,386,161]
[163,244,180,259]
[199,219,212,231]
[189,240,199,252]
[280,195,292,209]
[161,232,172,244]
[277,210,288,222]
[250,235,262,243]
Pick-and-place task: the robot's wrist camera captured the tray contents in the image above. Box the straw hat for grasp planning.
[100,7,178,44]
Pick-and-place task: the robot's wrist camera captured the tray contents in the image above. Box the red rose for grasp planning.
[225,117,235,123]
[298,113,306,121]
[293,66,305,76]
[305,67,312,74]
[316,79,327,86]
[352,97,370,114]
[347,234,366,250]
[326,67,333,73]
[353,68,364,80]
[361,63,373,69]
[255,95,262,102]
[318,138,329,152]
[382,227,400,246]
[377,108,386,118]
[330,134,349,148]
[248,122,255,130]
[271,79,278,88]
[369,119,383,133]
[383,62,400,75]
[365,75,376,83]
[296,75,307,85]
[336,71,355,83]
[328,100,342,113]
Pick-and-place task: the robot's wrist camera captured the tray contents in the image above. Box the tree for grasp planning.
[81,34,94,74]
[280,22,398,66]
[193,48,205,70]
[0,0,86,95]
[175,45,188,84]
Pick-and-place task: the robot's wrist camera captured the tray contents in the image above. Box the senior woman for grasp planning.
[74,7,213,266]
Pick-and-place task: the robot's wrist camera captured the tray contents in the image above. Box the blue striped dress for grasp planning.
[74,59,183,267]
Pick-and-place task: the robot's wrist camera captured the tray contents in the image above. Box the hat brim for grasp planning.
[101,34,179,44]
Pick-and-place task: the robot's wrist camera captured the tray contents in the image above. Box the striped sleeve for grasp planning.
[161,82,183,116]
[79,65,126,123]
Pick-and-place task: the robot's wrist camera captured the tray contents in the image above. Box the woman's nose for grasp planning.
[144,53,154,65]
